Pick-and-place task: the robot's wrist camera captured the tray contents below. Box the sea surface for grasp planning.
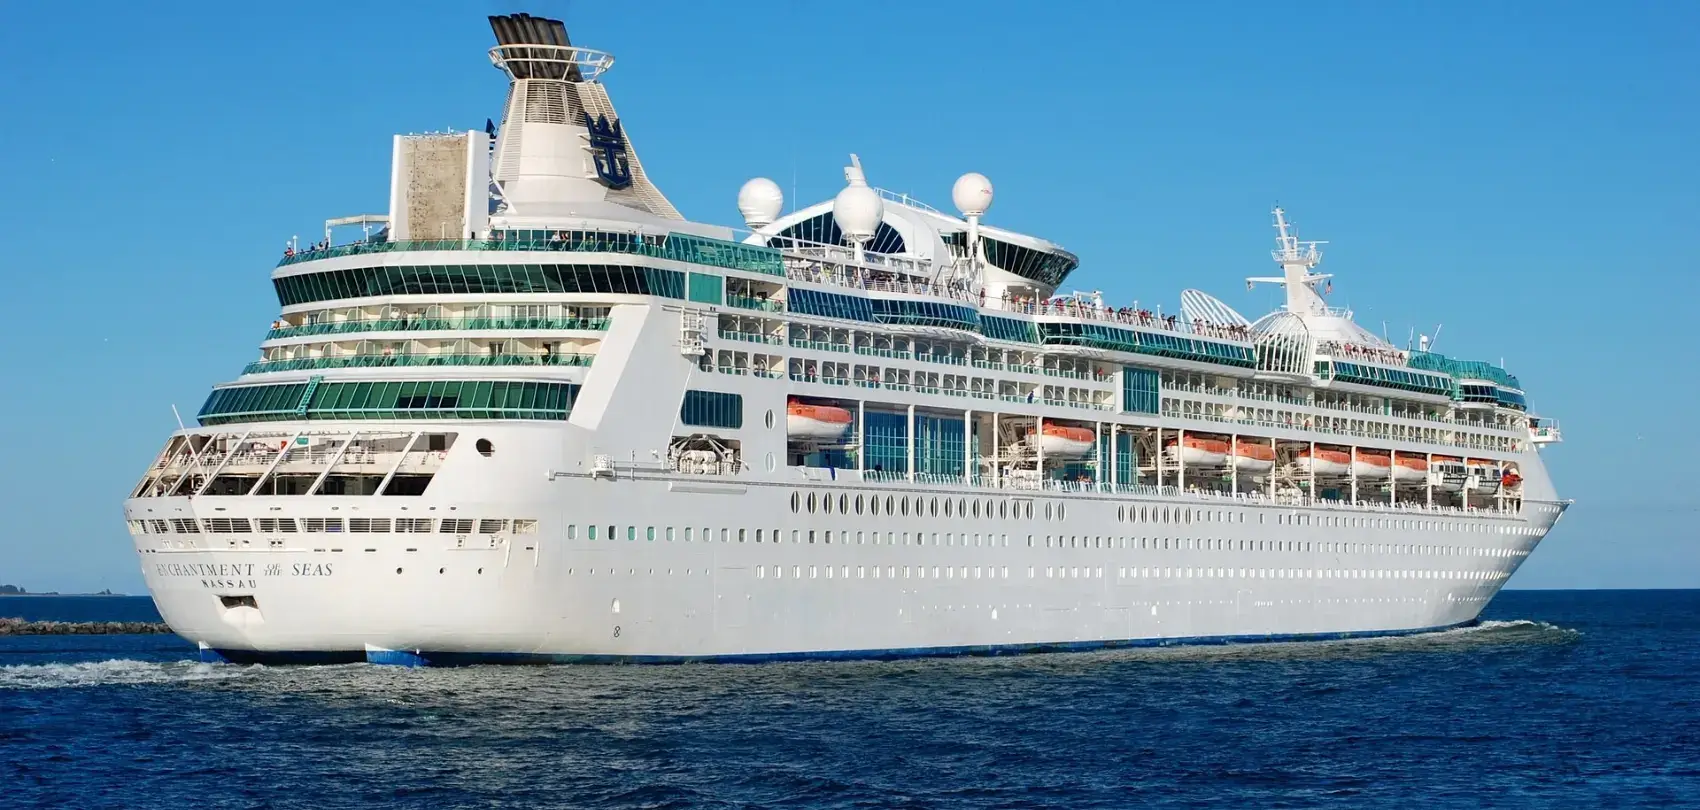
[2,591,1697,809]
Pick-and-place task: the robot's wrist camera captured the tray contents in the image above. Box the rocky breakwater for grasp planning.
[0,617,173,635]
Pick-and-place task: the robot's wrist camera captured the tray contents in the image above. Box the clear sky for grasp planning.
[0,0,1693,593]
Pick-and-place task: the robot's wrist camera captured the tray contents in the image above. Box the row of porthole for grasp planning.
[790,491,1044,521]
[1116,503,1543,537]
[554,563,1507,583]
[568,521,1528,560]
[1036,535,1529,559]
[783,492,1539,539]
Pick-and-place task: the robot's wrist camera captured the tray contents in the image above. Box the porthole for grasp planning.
[838,493,848,514]
[944,499,953,518]
[855,495,864,515]
[972,500,982,519]
[823,495,833,515]
[765,409,775,429]
[929,498,939,517]
[1045,502,1053,521]
[1058,504,1066,521]
[790,492,800,513]
[765,452,777,472]
[807,492,817,513]
[958,498,967,518]
[1118,506,1125,522]
[899,497,909,517]
[999,501,1008,520]
[475,438,494,457]
[871,496,881,516]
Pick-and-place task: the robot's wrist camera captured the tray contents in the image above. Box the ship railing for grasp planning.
[279,232,791,277]
[780,260,981,306]
[986,297,1254,343]
[1314,340,1411,367]
[244,352,595,375]
[266,316,610,340]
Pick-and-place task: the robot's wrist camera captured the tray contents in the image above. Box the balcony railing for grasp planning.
[243,352,595,375]
[266,316,609,340]
[727,294,784,312]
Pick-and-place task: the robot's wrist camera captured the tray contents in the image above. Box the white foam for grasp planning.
[1448,619,1579,636]
[0,659,253,690]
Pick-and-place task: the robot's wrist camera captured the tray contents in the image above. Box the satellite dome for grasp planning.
[832,184,883,243]
[952,172,994,217]
[737,177,784,228]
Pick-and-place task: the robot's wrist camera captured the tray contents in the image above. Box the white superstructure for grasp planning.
[122,13,1567,665]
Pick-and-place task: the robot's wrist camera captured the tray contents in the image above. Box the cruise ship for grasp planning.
[123,13,1567,665]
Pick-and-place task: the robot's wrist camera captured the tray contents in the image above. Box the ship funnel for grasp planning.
[485,13,681,220]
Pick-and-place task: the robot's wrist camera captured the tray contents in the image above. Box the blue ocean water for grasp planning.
[2,591,1697,809]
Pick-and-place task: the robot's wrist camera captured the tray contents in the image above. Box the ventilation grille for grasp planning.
[522,81,571,124]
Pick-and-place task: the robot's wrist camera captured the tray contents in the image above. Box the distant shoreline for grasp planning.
[0,593,135,598]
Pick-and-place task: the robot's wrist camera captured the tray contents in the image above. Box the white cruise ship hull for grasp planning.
[126,425,1565,665]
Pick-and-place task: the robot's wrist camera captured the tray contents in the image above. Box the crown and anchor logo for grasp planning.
[583,113,633,189]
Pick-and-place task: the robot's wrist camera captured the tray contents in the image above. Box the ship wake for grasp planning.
[0,659,257,690]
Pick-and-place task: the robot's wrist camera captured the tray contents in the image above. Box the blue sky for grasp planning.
[0,1,1693,592]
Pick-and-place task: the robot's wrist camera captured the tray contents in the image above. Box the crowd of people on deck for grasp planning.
[996,294,1251,340]
[283,239,337,258]
[1316,340,1408,366]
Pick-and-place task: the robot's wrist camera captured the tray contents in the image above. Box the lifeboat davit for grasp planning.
[786,400,852,441]
[1429,456,1468,491]
[1294,448,1351,476]
[1230,441,1275,473]
[1351,449,1392,479]
[1466,458,1503,493]
[1164,435,1229,466]
[1035,423,1094,458]
[1392,453,1428,483]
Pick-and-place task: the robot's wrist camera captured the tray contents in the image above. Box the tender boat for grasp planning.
[1036,423,1095,458]
[1294,448,1351,476]
[1230,441,1275,473]
[1165,435,1229,466]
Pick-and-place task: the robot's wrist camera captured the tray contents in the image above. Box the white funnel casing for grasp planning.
[486,13,680,222]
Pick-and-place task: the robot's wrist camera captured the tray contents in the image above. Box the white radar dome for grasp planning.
[832,184,884,243]
[737,177,784,228]
[952,172,994,217]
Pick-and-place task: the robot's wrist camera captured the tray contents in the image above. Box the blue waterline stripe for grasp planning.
[208,620,1479,667]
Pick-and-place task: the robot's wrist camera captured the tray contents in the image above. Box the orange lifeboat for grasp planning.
[1295,448,1351,476]
[1163,435,1230,465]
[1392,453,1428,483]
[786,399,852,441]
[1033,423,1095,458]
[1230,441,1275,473]
[1351,448,1392,479]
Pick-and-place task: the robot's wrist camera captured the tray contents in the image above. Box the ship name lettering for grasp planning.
[293,563,334,577]
[201,579,257,590]
[156,562,254,579]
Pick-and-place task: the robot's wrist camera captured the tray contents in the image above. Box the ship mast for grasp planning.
[1246,206,1332,315]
